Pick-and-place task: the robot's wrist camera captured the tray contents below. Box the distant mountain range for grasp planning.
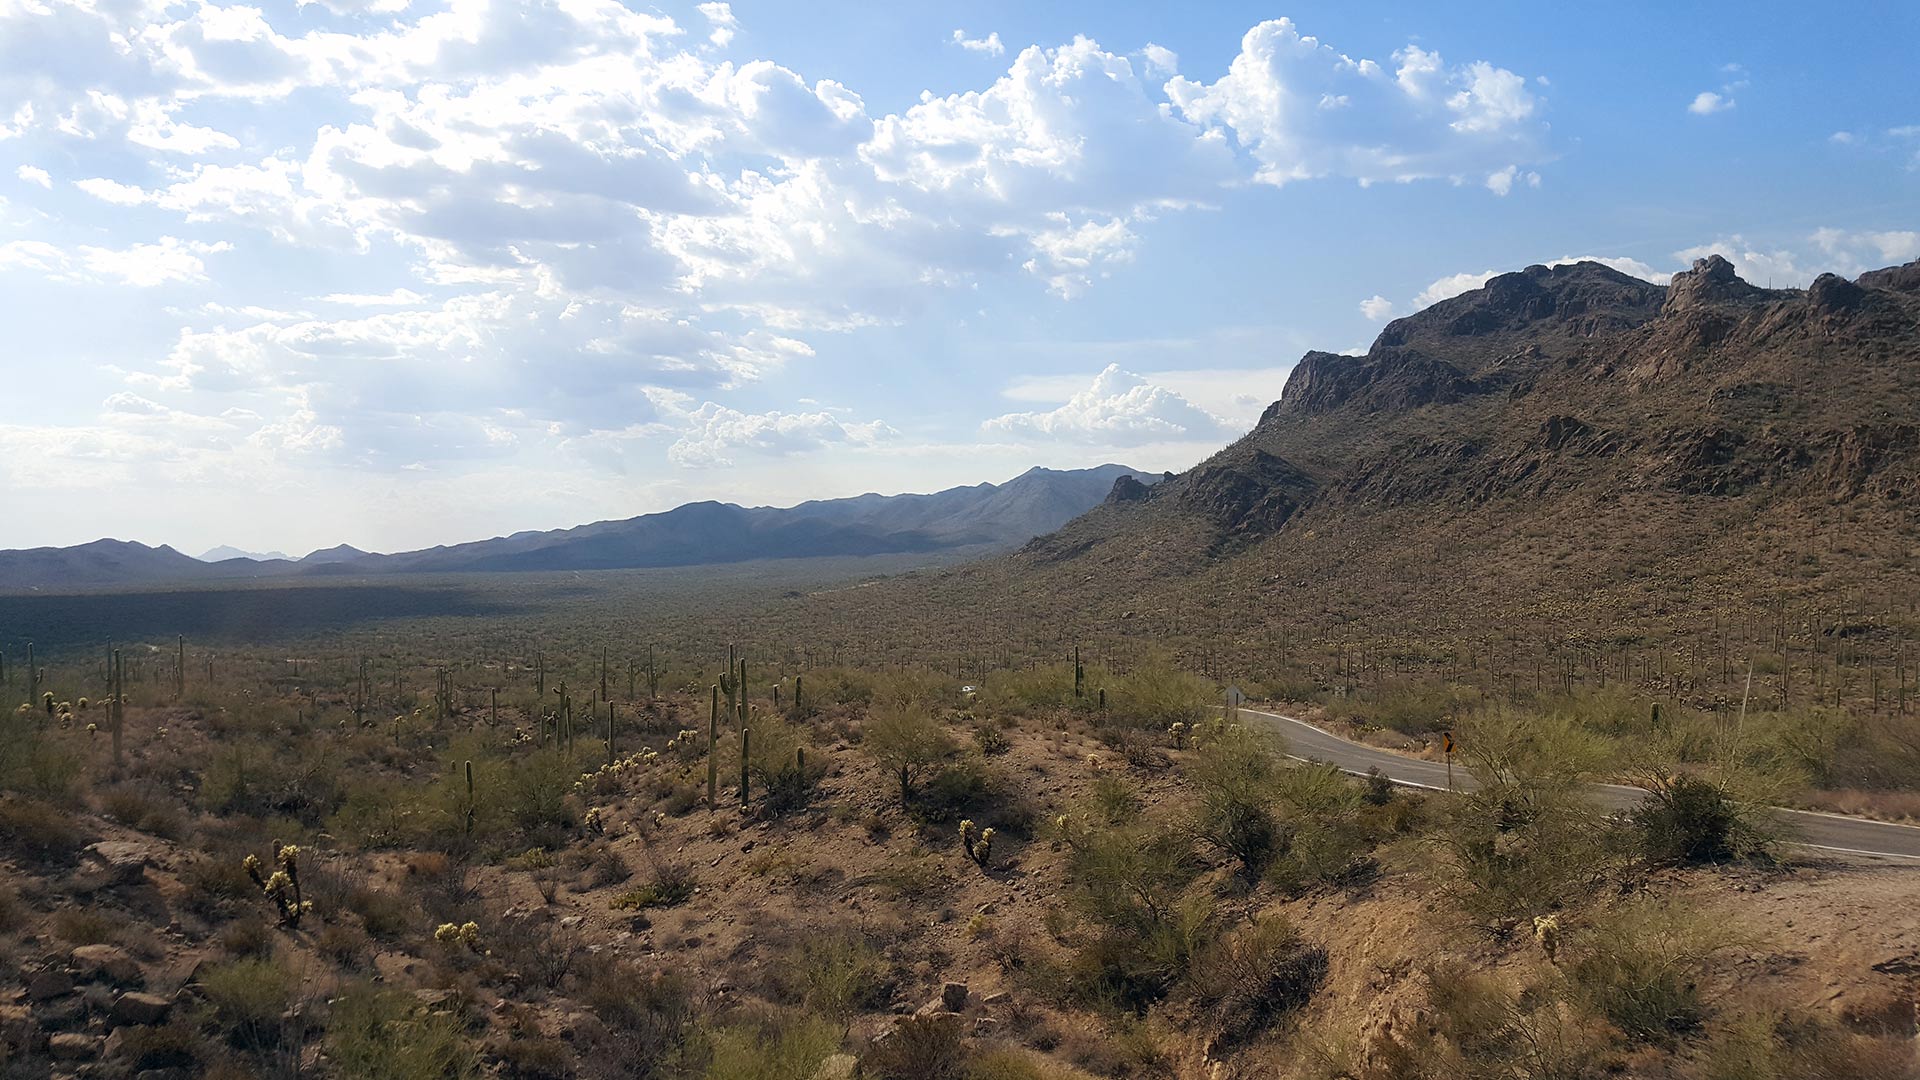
[0,465,1149,589]
[196,546,293,563]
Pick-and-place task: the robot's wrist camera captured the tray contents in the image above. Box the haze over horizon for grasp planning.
[1,0,1915,555]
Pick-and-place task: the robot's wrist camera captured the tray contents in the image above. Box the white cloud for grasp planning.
[0,236,229,287]
[667,403,894,468]
[951,29,1005,57]
[1359,295,1394,320]
[1808,227,1920,273]
[15,165,50,188]
[1688,91,1733,115]
[1413,269,1499,309]
[316,289,429,306]
[1165,19,1547,188]
[983,364,1236,445]
[1142,43,1178,76]
[698,2,736,48]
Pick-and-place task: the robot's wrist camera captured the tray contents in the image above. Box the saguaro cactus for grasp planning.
[27,642,37,710]
[110,649,124,765]
[463,760,476,842]
[707,684,720,809]
[1073,646,1084,699]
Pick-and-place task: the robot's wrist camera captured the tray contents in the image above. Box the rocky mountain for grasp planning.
[826,256,1920,666]
[0,465,1147,589]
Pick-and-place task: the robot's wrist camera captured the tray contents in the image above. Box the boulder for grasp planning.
[48,1032,101,1060]
[110,992,173,1027]
[81,842,154,887]
[72,944,143,986]
[939,981,969,1012]
[25,967,74,1001]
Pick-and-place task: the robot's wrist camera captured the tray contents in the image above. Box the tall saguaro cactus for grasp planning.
[707,684,720,809]
[110,648,124,765]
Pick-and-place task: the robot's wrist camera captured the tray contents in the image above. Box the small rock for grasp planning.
[940,981,969,1012]
[558,916,586,930]
[810,1053,859,1080]
[48,1032,101,1061]
[982,991,1011,1005]
[974,1017,999,1035]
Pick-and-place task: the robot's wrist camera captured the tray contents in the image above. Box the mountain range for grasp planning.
[0,464,1148,589]
[799,255,1920,668]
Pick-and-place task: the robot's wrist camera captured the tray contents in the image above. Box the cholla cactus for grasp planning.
[41,691,54,716]
[1168,722,1188,749]
[76,697,89,711]
[958,820,994,868]
[244,843,311,926]
[1532,914,1561,964]
[584,807,606,835]
[435,921,482,949]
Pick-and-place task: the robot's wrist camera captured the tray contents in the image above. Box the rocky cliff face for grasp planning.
[1021,255,1920,563]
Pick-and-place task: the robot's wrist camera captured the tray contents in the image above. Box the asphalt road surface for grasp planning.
[1239,705,1920,862]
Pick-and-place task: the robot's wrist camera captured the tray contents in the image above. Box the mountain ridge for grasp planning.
[0,464,1148,589]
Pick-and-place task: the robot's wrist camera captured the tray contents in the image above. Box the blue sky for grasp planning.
[1,0,1915,555]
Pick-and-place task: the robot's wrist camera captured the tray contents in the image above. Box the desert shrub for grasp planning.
[1375,960,1611,1080]
[1432,708,1620,925]
[872,852,953,902]
[52,908,116,945]
[1184,917,1329,1051]
[1061,819,1209,1009]
[111,1020,210,1072]
[501,745,586,841]
[200,740,345,825]
[579,958,695,1064]
[1088,773,1141,825]
[1267,763,1382,894]
[0,881,20,932]
[201,955,300,1049]
[1691,1007,1918,1080]
[0,794,97,862]
[1185,720,1283,872]
[1568,898,1740,1042]
[611,854,697,910]
[746,719,824,817]
[1630,771,1769,865]
[1321,679,1481,737]
[863,703,955,802]
[0,716,83,801]
[98,783,189,839]
[698,1011,842,1080]
[178,849,261,919]
[326,982,478,1080]
[978,666,1076,716]
[972,721,1011,755]
[914,754,1003,824]
[1106,662,1212,731]
[772,930,893,1021]
[863,1013,967,1080]
[964,1047,1100,1080]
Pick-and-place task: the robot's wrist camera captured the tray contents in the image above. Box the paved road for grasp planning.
[1238,705,1920,862]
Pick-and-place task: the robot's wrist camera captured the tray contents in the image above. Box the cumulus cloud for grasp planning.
[667,404,895,468]
[698,2,737,48]
[1359,295,1394,320]
[1485,164,1539,195]
[1142,43,1178,75]
[951,29,1005,56]
[15,165,50,188]
[1165,19,1547,187]
[983,364,1235,446]
[1688,91,1733,115]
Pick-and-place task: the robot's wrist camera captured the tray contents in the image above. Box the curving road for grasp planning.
[1238,705,1920,862]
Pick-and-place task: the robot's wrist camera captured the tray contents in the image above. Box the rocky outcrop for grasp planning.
[1105,474,1151,503]
[1177,449,1318,538]
[1278,349,1476,415]
[1662,255,1767,315]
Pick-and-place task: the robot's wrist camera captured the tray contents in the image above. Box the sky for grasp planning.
[1,0,1916,556]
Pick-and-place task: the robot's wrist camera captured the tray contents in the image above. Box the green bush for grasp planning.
[1184,917,1328,1050]
[772,931,892,1021]
[699,1012,842,1080]
[1061,819,1209,1008]
[864,704,955,803]
[1630,771,1768,865]
[201,955,300,1049]
[1107,662,1212,731]
[1185,720,1283,872]
[864,1013,967,1080]
[326,982,478,1080]
[1568,898,1740,1043]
